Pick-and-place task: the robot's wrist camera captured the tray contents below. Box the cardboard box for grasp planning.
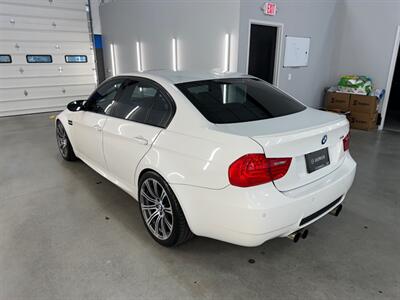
[325,92,350,111]
[350,94,378,114]
[350,112,377,130]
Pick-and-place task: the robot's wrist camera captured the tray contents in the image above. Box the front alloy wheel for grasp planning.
[139,172,193,246]
[56,121,76,161]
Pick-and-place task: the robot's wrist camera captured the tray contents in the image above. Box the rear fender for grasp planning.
[134,129,264,197]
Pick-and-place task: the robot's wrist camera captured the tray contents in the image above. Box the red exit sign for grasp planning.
[263,2,277,16]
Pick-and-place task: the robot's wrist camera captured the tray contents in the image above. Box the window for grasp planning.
[65,55,88,63]
[26,55,52,63]
[176,78,306,124]
[0,55,11,63]
[110,80,173,128]
[85,78,125,114]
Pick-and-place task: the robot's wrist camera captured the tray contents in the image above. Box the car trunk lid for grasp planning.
[215,108,350,191]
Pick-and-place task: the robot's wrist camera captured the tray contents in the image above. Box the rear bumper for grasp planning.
[171,152,356,247]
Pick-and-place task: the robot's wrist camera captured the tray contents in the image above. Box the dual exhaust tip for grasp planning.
[287,204,343,243]
[287,229,309,243]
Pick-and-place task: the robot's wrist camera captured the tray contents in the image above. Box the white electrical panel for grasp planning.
[283,36,311,68]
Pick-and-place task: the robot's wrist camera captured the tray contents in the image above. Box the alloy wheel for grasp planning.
[56,123,68,158]
[140,178,174,240]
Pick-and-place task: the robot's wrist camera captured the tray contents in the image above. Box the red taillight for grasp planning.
[343,132,350,151]
[228,154,292,187]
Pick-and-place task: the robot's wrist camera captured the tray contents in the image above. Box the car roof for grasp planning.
[119,70,253,84]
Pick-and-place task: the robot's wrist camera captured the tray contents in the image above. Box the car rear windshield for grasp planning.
[176,78,306,124]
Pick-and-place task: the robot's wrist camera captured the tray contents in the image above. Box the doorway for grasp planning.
[384,42,400,131]
[247,21,282,85]
[381,25,400,131]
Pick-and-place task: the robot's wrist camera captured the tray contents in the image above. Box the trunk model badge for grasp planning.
[321,135,328,145]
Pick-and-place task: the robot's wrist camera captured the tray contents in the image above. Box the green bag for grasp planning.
[338,75,372,95]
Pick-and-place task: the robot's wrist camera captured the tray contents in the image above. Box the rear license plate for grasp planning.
[305,148,330,173]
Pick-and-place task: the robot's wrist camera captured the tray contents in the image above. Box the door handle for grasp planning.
[133,136,148,145]
[93,124,102,132]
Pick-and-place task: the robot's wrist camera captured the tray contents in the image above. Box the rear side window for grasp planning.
[176,78,306,124]
[111,80,173,128]
[26,55,52,63]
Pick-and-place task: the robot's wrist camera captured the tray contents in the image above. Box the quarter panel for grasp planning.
[135,129,264,191]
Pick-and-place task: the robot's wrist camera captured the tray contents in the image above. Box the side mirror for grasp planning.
[67,100,86,112]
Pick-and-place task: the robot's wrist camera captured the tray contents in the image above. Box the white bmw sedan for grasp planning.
[56,70,356,247]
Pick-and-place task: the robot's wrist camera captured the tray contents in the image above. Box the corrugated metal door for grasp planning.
[0,0,97,116]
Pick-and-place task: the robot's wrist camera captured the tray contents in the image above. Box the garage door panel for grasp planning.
[0,41,92,53]
[0,105,65,117]
[0,84,95,101]
[0,3,86,20]
[0,29,90,42]
[1,75,96,88]
[0,0,96,116]
[0,96,87,117]
[5,54,94,65]
[0,64,95,78]
[0,15,88,32]
[7,0,86,10]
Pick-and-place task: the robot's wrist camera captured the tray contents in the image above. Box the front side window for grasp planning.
[85,78,125,114]
[176,78,306,124]
[110,80,173,127]
[26,55,52,63]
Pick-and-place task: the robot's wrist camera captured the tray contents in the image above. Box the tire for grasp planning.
[139,171,193,247]
[56,121,77,161]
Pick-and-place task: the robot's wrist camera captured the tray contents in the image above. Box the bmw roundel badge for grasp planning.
[321,135,328,145]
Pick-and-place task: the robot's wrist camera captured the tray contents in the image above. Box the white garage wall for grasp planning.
[99,0,343,108]
[237,0,343,108]
[89,0,103,35]
[99,0,240,76]
[238,0,400,109]
[333,0,400,91]
[0,0,97,116]
[97,0,400,111]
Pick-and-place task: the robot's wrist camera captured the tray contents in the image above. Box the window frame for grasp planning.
[26,54,53,63]
[65,55,88,63]
[108,76,176,129]
[0,54,12,63]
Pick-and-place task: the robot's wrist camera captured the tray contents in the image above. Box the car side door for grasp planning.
[102,78,175,191]
[71,77,125,171]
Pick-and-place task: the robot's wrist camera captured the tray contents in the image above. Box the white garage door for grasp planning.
[0,0,97,116]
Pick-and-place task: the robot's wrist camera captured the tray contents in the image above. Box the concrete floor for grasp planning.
[0,112,399,300]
